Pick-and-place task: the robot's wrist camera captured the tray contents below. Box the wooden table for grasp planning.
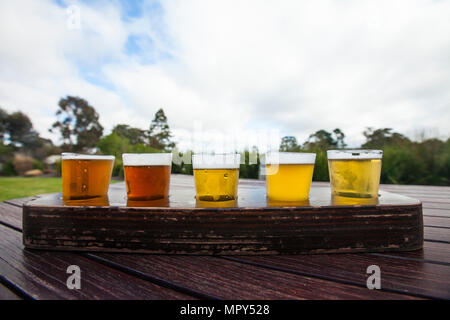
[1,175,449,300]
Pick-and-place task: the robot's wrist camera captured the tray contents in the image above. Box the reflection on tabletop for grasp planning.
[331,194,379,206]
[196,199,238,208]
[127,197,170,207]
[63,196,110,207]
[59,193,381,208]
[266,199,311,207]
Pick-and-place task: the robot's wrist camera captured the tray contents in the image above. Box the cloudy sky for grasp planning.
[0,0,449,150]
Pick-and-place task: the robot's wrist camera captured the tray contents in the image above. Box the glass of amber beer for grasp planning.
[122,153,172,200]
[264,152,316,202]
[61,153,115,200]
[192,153,240,202]
[327,150,383,198]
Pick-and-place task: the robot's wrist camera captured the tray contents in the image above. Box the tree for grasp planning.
[112,124,147,145]
[362,128,410,149]
[97,133,131,159]
[6,111,40,148]
[97,132,160,159]
[415,138,446,185]
[304,130,335,150]
[303,128,347,150]
[148,108,175,151]
[439,138,450,185]
[279,136,301,152]
[0,109,13,161]
[0,107,8,142]
[381,146,424,184]
[0,108,47,162]
[333,128,347,148]
[239,148,260,179]
[32,137,60,161]
[50,96,103,152]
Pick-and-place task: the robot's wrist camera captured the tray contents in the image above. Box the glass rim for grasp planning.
[122,153,172,166]
[327,149,383,160]
[192,153,241,169]
[61,153,115,161]
[262,152,316,165]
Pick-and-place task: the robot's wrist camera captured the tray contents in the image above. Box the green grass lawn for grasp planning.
[0,177,121,202]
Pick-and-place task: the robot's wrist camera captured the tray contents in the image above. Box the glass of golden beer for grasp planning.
[61,153,115,200]
[192,153,240,202]
[327,150,383,198]
[264,152,316,202]
[122,153,172,200]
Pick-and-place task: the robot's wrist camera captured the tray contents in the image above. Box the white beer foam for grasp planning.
[61,153,115,160]
[192,154,241,169]
[122,153,172,166]
[262,152,316,165]
[327,150,383,160]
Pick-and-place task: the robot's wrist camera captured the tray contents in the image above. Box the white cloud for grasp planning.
[0,0,130,142]
[158,0,450,145]
[0,0,449,150]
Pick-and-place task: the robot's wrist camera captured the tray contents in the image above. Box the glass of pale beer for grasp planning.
[264,152,316,202]
[122,153,172,200]
[61,153,115,200]
[327,150,383,198]
[192,153,240,202]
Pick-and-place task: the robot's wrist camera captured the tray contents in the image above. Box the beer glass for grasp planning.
[327,150,383,198]
[123,153,172,200]
[192,154,240,201]
[264,152,316,202]
[61,153,115,200]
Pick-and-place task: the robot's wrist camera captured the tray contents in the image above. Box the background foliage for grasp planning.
[1,98,449,186]
[278,128,450,185]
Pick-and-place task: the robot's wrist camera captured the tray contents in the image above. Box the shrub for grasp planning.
[312,150,329,181]
[55,159,62,176]
[32,159,45,171]
[112,159,124,179]
[0,144,13,162]
[129,144,161,153]
[381,147,424,184]
[97,133,130,158]
[1,160,16,176]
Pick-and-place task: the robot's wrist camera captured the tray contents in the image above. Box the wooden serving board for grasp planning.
[22,184,423,255]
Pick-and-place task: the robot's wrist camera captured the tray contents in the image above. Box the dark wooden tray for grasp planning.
[22,185,423,255]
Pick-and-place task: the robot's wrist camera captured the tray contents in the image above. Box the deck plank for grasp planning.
[423,216,450,228]
[367,241,450,265]
[4,196,37,208]
[423,208,450,218]
[0,283,22,300]
[422,203,450,210]
[424,227,450,243]
[87,253,419,300]
[223,254,450,299]
[0,203,22,230]
[0,224,195,300]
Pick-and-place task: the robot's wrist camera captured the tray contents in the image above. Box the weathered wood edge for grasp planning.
[22,242,424,255]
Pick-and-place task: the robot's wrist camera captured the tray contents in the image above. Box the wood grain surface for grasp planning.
[1,176,449,300]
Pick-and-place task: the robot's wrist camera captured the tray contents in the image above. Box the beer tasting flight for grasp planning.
[61,150,383,206]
